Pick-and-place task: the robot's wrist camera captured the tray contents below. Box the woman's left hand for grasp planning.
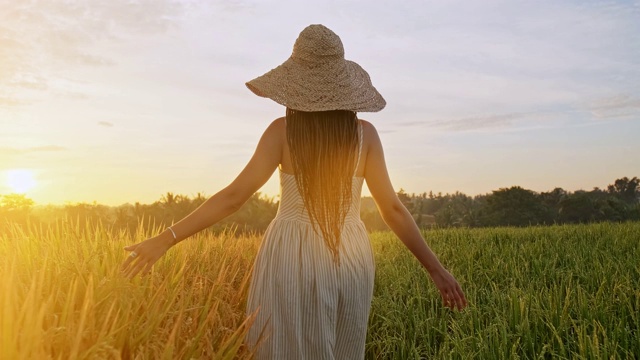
[429,268,468,311]
[121,234,173,279]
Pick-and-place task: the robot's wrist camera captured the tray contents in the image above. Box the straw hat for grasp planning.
[246,24,386,112]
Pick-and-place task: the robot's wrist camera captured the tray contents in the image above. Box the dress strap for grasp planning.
[354,120,363,177]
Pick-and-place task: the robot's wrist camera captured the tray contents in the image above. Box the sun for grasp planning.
[6,169,38,193]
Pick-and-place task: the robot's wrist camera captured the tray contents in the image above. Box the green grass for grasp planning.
[1,221,638,359]
[367,223,640,359]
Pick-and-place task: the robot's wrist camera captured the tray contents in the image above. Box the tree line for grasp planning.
[1,176,638,234]
[362,176,640,231]
[0,191,277,235]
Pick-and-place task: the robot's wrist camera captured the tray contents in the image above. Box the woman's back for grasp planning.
[278,117,369,179]
[245,117,375,359]
[276,118,365,225]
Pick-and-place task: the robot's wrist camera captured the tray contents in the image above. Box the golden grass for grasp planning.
[0,220,260,359]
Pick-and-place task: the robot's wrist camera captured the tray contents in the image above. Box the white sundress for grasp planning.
[245,121,375,359]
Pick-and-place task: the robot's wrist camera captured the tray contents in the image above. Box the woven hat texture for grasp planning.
[246,24,386,112]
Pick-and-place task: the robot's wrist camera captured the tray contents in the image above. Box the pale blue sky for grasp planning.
[1,0,639,205]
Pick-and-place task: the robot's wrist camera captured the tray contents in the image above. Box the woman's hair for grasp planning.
[286,108,359,261]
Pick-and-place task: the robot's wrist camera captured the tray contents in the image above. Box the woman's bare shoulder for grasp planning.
[359,118,379,132]
[358,119,382,143]
[262,117,286,138]
[358,118,373,127]
[268,116,286,129]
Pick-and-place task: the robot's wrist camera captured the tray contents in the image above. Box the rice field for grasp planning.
[368,223,639,359]
[1,221,638,359]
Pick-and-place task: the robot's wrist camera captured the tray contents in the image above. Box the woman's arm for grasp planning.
[121,118,284,278]
[363,121,467,310]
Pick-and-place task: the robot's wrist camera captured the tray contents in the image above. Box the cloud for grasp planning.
[588,95,640,119]
[0,0,185,106]
[56,91,90,100]
[0,146,68,155]
[394,120,425,127]
[0,95,22,106]
[341,0,640,127]
[427,113,524,132]
[189,0,256,14]
[377,129,397,134]
[9,74,48,90]
[98,121,114,127]
[387,110,526,131]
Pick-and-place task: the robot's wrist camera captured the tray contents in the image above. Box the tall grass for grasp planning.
[0,220,259,359]
[368,222,640,359]
[1,220,638,359]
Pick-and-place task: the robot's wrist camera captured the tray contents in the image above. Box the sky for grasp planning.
[1,0,639,206]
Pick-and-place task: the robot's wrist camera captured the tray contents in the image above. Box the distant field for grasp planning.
[1,221,638,359]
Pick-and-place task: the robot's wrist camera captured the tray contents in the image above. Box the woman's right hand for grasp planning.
[121,233,174,279]
[429,268,467,311]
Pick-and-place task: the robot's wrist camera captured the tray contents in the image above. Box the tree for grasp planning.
[480,186,552,226]
[434,192,478,227]
[539,187,567,223]
[161,192,177,208]
[607,177,639,204]
[0,193,35,223]
[558,191,600,223]
[0,193,35,212]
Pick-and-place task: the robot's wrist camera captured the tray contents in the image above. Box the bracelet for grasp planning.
[167,226,178,243]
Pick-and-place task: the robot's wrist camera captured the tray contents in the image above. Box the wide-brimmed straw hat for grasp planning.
[246,24,386,112]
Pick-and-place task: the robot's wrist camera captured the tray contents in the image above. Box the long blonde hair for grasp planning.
[286,108,359,261]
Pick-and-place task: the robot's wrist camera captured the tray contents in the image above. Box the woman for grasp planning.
[121,24,467,358]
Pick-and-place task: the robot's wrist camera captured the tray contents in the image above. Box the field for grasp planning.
[1,221,638,359]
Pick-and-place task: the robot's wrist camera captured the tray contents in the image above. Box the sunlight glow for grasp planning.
[6,169,38,193]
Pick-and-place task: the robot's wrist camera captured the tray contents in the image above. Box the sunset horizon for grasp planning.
[2,0,639,207]
[1,171,637,207]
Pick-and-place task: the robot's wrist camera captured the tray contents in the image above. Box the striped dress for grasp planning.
[245,125,375,359]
